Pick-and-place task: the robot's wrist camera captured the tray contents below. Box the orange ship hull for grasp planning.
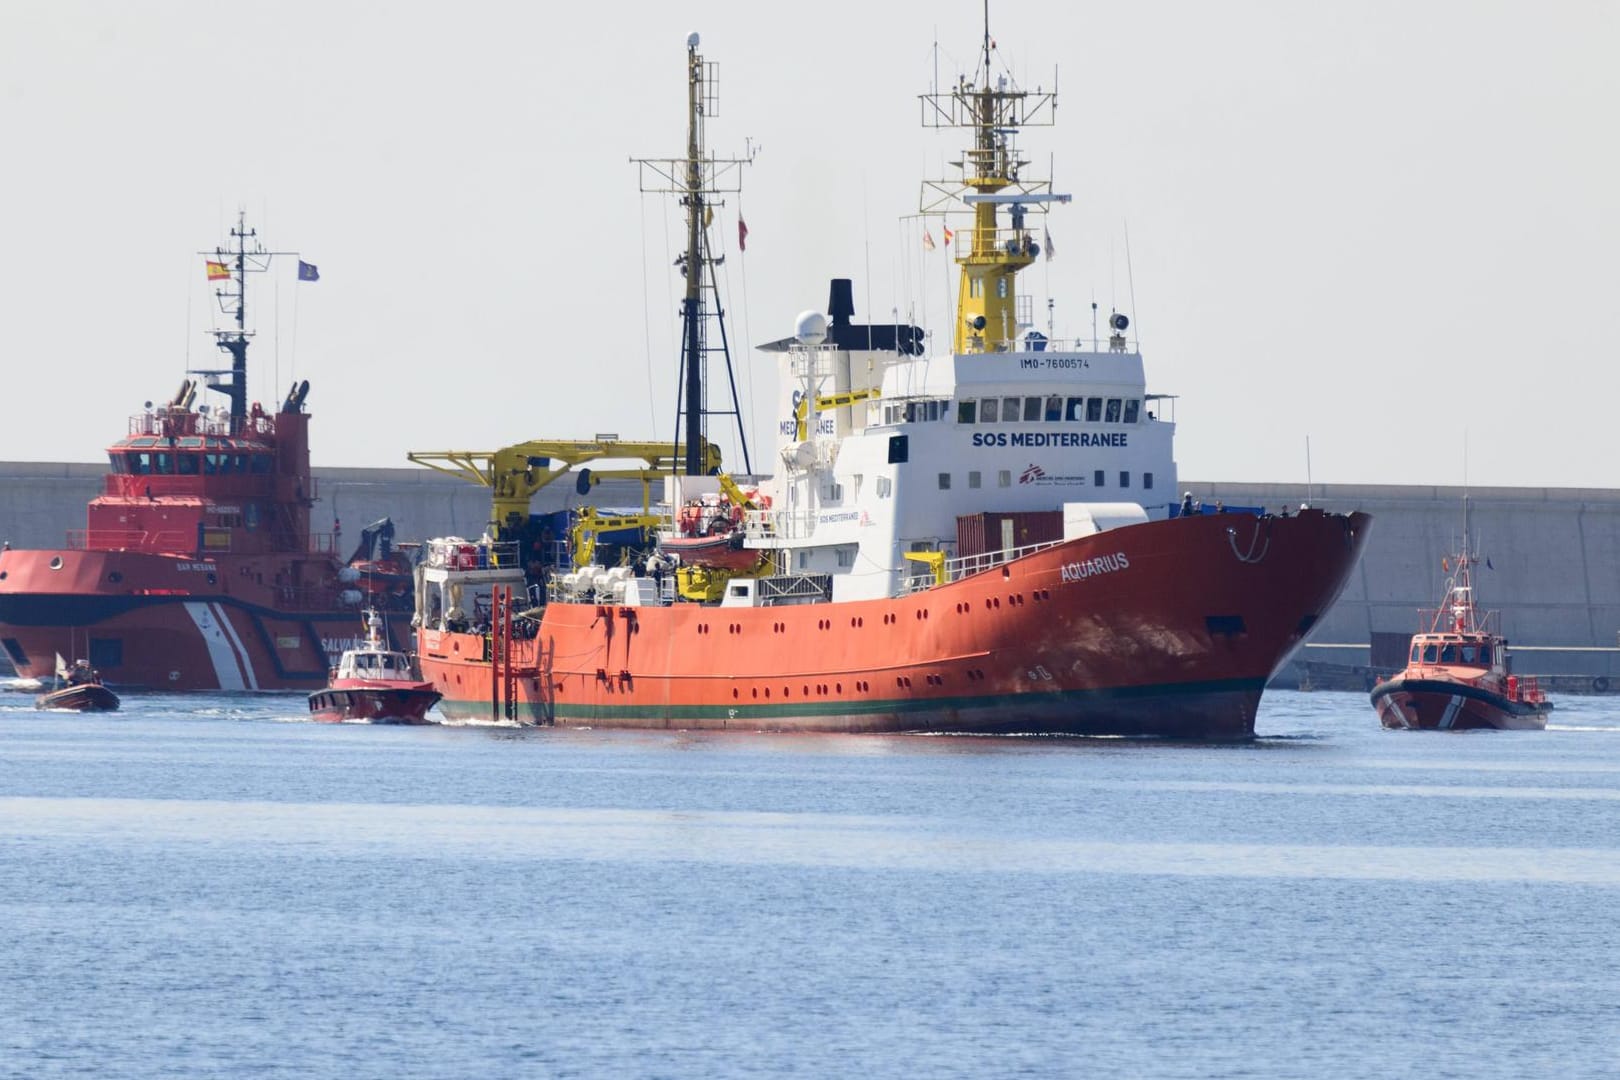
[420,509,1370,738]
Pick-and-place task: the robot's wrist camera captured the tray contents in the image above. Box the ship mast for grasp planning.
[920,7,1066,354]
[633,32,755,475]
[197,211,300,430]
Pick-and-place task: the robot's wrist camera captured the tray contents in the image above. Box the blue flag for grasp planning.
[297,260,320,282]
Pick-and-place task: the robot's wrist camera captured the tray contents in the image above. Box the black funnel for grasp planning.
[827,279,855,327]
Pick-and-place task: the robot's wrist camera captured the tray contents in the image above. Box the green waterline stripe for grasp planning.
[438,675,1266,722]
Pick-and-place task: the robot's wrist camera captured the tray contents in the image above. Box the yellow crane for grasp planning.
[570,507,670,569]
[407,438,722,537]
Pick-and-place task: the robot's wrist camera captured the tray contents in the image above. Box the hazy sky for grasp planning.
[2,1,1615,488]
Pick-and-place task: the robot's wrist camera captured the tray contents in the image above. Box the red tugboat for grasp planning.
[36,656,121,713]
[0,215,413,691]
[308,610,439,723]
[407,25,1372,739]
[1371,539,1550,731]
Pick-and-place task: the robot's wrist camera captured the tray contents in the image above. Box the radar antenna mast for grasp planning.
[919,6,1066,354]
[632,33,756,475]
[195,210,302,429]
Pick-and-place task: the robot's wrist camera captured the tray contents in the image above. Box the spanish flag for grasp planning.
[942,224,954,246]
[205,260,230,282]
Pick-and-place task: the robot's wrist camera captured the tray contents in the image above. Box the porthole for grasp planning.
[107,571,123,584]
[48,556,63,570]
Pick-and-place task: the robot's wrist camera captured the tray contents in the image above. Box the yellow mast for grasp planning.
[920,14,1065,354]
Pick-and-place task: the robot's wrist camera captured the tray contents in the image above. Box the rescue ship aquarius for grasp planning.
[0,216,412,691]
[408,24,1372,738]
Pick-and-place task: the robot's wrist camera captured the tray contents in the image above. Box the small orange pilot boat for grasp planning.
[1370,541,1550,731]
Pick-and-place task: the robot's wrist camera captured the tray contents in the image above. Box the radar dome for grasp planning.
[687,31,700,48]
[795,310,829,346]
[1110,312,1130,332]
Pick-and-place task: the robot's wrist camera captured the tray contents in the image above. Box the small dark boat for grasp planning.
[308,610,440,724]
[36,657,121,712]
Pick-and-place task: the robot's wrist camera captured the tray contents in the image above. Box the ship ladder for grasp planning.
[492,584,520,723]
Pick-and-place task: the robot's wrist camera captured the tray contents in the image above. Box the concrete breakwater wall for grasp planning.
[4,463,1617,686]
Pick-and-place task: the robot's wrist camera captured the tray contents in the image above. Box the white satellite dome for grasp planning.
[795,310,829,346]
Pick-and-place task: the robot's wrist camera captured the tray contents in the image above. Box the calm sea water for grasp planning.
[2,685,1617,1079]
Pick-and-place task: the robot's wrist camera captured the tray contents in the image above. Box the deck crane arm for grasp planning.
[407,438,722,536]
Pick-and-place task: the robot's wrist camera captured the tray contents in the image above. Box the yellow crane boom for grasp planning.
[407,438,722,535]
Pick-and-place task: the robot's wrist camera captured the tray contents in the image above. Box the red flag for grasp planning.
[738,218,748,252]
[942,224,954,246]
[1442,557,1450,572]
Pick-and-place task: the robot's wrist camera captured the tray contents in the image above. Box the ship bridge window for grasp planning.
[1065,397,1085,421]
[1002,397,1022,422]
[1440,644,1458,663]
[250,455,273,475]
[1422,644,1438,663]
[1479,644,1492,665]
[1411,644,1421,662]
[1045,396,1063,422]
[1023,396,1041,422]
[1124,399,1141,424]
[968,471,982,489]
[1460,645,1478,664]
[891,400,946,424]
[980,399,1000,423]
[1086,399,1103,422]
[177,454,200,476]
[1105,399,1122,423]
[958,400,976,423]
[152,453,173,475]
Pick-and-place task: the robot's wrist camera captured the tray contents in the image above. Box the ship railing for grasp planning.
[758,573,832,605]
[905,538,1066,592]
[1417,606,1503,635]
[949,226,1042,262]
[66,528,200,552]
[423,538,523,571]
[126,411,277,439]
[1510,675,1547,706]
[310,532,339,555]
[788,345,842,380]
